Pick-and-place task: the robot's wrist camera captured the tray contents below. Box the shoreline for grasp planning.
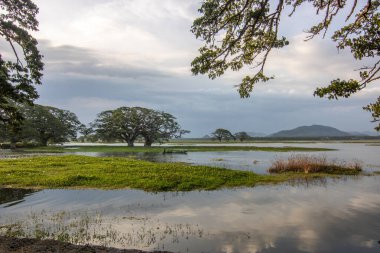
[0,236,171,253]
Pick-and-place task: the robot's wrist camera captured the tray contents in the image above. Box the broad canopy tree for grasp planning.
[234,131,251,142]
[211,128,235,142]
[19,104,82,146]
[1,104,82,146]
[192,0,380,130]
[93,106,189,147]
[140,110,189,147]
[0,0,44,129]
[94,107,149,146]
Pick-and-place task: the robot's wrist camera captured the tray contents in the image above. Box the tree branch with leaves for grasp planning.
[0,0,44,130]
[192,0,380,130]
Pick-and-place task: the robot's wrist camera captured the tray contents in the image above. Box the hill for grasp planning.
[269,125,352,138]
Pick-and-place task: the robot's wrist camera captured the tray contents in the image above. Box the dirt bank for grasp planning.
[0,236,171,253]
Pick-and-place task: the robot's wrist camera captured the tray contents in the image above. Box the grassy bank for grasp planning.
[22,145,334,154]
[0,155,359,191]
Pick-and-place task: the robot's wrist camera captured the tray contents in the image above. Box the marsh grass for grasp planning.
[269,155,362,175]
[0,209,205,249]
[162,149,187,154]
[0,155,362,191]
[0,155,289,191]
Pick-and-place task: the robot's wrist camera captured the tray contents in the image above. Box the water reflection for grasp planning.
[1,176,380,252]
[0,188,38,207]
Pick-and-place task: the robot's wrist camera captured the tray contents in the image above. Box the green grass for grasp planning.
[0,155,355,192]
[22,145,334,154]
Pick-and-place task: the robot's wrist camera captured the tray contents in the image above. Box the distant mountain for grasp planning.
[269,125,352,138]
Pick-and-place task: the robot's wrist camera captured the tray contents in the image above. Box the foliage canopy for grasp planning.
[0,104,82,146]
[234,131,251,142]
[192,0,380,130]
[211,128,235,142]
[0,0,44,128]
[93,107,189,146]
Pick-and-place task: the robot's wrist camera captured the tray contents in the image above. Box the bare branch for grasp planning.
[346,0,358,21]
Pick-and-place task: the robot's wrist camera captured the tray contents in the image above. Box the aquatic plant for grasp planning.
[269,155,362,175]
[0,210,205,250]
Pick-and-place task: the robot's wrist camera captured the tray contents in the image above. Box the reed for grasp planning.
[268,155,362,175]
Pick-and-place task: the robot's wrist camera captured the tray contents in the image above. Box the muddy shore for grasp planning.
[0,236,171,253]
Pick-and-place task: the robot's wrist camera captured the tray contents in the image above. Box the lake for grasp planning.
[71,142,380,174]
[1,142,380,252]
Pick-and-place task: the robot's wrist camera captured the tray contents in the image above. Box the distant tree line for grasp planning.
[210,128,251,142]
[0,104,188,148]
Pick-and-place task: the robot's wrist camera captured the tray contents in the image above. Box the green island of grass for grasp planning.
[22,145,334,154]
[0,155,361,191]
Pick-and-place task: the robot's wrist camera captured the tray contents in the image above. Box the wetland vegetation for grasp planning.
[269,155,362,175]
[0,209,202,250]
[0,155,362,191]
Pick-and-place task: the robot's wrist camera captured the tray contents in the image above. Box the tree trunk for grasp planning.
[144,139,153,147]
[127,141,134,147]
[9,134,17,149]
[40,138,49,147]
[10,141,16,150]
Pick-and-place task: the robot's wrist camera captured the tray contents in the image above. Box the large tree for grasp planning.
[0,0,44,129]
[93,107,149,146]
[1,104,82,146]
[93,107,188,147]
[140,110,189,147]
[234,131,251,142]
[192,0,380,130]
[19,104,82,146]
[211,128,235,142]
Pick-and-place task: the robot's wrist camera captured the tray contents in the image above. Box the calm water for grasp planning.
[0,142,380,252]
[72,142,380,174]
[1,177,380,252]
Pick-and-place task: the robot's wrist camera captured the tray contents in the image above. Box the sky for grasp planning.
[26,0,380,137]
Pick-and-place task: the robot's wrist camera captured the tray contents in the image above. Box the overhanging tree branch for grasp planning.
[192,0,380,130]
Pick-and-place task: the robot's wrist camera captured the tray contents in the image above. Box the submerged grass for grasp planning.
[269,155,362,175]
[22,145,334,153]
[0,155,346,192]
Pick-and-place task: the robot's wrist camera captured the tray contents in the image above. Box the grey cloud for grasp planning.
[39,40,169,79]
[37,73,378,137]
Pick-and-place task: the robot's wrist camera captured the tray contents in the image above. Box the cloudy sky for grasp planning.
[30,0,379,137]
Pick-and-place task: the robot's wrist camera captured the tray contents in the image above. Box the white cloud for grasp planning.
[35,0,199,72]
